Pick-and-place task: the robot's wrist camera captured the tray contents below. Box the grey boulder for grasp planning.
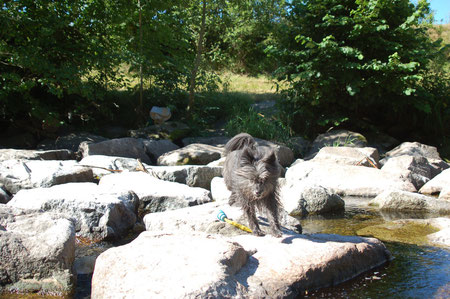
[380,141,449,177]
[157,143,223,166]
[420,168,450,196]
[147,165,222,190]
[281,183,345,216]
[312,146,379,167]
[0,148,75,161]
[285,160,416,197]
[306,130,368,159]
[0,206,75,295]
[142,139,179,163]
[381,155,433,190]
[98,172,212,214]
[370,190,450,213]
[78,137,152,165]
[0,159,93,194]
[8,183,138,240]
[91,231,391,298]
[79,155,150,178]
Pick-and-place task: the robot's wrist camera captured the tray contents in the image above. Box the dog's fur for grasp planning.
[223,133,282,237]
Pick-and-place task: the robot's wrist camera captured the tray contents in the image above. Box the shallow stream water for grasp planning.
[297,197,450,298]
[2,198,449,299]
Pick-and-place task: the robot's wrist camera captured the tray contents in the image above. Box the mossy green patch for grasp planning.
[357,221,440,246]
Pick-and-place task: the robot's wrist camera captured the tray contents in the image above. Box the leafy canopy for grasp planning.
[270,0,445,139]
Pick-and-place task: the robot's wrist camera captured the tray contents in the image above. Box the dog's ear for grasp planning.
[263,150,277,165]
[240,147,255,166]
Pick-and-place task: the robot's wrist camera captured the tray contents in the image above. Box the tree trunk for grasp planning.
[138,0,144,123]
[186,1,207,117]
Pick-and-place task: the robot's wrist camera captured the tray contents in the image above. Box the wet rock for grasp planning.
[357,218,449,246]
[92,230,391,298]
[419,168,450,196]
[0,206,75,295]
[8,183,138,240]
[157,143,223,166]
[98,172,212,215]
[142,139,179,163]
[425,218,450,246]
[306,130,368,159]
[381,155,433,190]
[285,161,416,197]
[380,141,449,177]
[0,159,94,194]
[79,137,152,165]
[312,146,380,167]
[74,256,98,275]
[147,165,222,190]
[281,184,345,216]
[370,190,450,213]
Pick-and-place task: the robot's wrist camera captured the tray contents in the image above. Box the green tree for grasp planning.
[271,0,444,140]
[0,0,127,132]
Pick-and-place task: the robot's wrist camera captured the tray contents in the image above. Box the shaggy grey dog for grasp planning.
[223,133,283,237]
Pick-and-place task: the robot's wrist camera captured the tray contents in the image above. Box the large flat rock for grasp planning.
[91,231,391,298]
[370,190,450,213]
[79,137,152,165]
[8,183,138,240]
[0,148,75,161]
[0,159,93,194]
[99,172,212,214]
[420,168,450,195]
[157,143,223,166]
[143,201,301,236]
[147,165,223,190]
[285,161,416,197]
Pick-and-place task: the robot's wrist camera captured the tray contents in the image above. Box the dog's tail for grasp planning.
[224,133,256,156]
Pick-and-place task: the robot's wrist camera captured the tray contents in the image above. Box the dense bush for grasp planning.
[269,0,448,144]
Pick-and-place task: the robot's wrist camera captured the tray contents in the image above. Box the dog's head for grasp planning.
[237,146,281,199]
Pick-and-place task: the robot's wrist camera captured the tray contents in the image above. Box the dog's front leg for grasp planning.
[264,197,283,237]
[245,204,265,236]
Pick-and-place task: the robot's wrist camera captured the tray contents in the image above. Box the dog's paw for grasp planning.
[271,230,283,238]
[253,230,265,237]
